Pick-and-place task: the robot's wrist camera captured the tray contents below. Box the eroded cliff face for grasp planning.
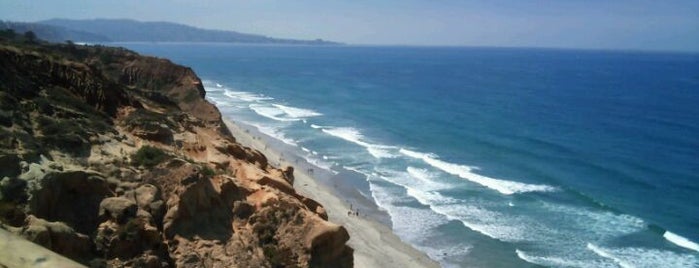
[0,40,352,267]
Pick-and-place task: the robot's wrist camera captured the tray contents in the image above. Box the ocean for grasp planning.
[117,43,699,267]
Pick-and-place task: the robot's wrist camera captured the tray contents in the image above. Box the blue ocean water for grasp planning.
[119,43,699,267]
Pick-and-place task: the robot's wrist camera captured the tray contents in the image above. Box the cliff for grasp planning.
[0,34,352,267]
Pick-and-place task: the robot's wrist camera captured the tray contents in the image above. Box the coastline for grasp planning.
[223,118,440,268]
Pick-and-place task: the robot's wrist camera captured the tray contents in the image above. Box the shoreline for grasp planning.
[223,118,440,268]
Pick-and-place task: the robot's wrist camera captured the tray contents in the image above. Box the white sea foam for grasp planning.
[406,167,436,182]
[216,83,223,88]
[304,156,337,174]
[249,104,300,122]
[321,127,365,145]
[310,124,325,129]
[224,90,273,102]
[587,243,634,268]
[516,249,617,268]
[367,181,449,243]
[540,202,645,237]
[587,243,698,268]
[399,148,557,195]
[321,127,397,159]
[372,168,531,242]
[342,166,371,179]
[251,124,298,147]
[206,96,233,107]
[664,231,699,252]
[272,104,322,118]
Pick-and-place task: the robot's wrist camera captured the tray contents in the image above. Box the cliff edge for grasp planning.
[0,33,352,267]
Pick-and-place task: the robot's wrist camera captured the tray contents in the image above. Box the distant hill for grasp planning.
[36,18,338,44]
[0,21,110,42]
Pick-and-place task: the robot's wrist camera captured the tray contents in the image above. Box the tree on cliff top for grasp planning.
[24,31,37,43]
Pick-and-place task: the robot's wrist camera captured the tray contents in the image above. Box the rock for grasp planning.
[306,223,353,268]
[132,123,174,144]
[0,228,87,268]
[258,176,294,196]
[282,166,294,184]
[21,215,93,261]
[19,162,46,181]
[28,170,115,234]
[0,41,354,267]
[134,184,160,209]
[232,201,254,219]
[216,143,268,169]
[99,197,138,223]
[94,217,166,260]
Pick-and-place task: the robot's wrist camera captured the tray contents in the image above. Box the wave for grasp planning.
[224,89,274,102]
[399,148,557,195]
[304,156,337,174]
[250,123,298,146]
[310,124,324,129]
[321,127,397,159]
[367,181,451,247]
[587,243,698,268]
[587,243,634,268]
[249,104,300,122]
[664,231,699,252]
[272,104,322,118]
[406,166,435,183]
[368,170,528,242]
[515,249,610,268]
[205,96,234,107]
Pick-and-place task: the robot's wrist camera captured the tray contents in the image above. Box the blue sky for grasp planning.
[1,0,698,51]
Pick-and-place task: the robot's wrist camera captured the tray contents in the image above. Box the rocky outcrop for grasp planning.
[0,37,352,267]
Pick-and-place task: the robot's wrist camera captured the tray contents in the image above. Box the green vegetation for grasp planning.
[124,109,175,130]
[23,31,36,43]
[0,29,15,40]
[132,146,169,168]
[201,166,216,178]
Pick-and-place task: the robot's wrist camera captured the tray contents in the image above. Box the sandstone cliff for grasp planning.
[0,35,352,267]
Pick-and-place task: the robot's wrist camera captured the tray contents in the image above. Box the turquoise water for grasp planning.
[119,43,699,267]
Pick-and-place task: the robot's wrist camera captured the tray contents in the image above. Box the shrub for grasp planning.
[132,146,168,168]
[201,166,215,178]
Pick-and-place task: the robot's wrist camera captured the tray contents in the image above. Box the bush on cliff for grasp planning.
[132,146,168,168]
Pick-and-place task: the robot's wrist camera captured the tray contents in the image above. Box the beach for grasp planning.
[223,118,440,268]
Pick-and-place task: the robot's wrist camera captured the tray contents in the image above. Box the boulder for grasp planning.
[133,184,160,210]
[99,197,138,223]
[21,215,93,261]
[306,223,353,268]
[27,170,115,234]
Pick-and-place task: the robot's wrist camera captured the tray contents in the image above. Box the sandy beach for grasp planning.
[223,118,439,268]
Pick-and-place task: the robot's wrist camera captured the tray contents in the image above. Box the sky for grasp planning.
[1,0,698,51]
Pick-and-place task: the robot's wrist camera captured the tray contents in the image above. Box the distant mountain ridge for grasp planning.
[3,18,339,45]
[0,20,110,42]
